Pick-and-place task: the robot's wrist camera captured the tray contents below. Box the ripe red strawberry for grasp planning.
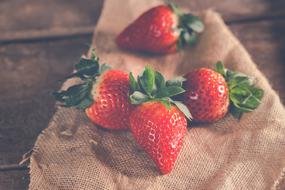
[85,70,133,129]
[116,3,204,54]
[54,50,134,130]
[129,66,191,174]
[183,67,229,122]
[183,62,264,122]
[130,101,187,174]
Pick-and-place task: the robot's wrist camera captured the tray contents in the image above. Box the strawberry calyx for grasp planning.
[215,61,264,119]
[129,66,192,120]
[53,50,111,110]
[168,3,204,49]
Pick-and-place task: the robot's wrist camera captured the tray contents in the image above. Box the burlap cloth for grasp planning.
[29,0,285,189]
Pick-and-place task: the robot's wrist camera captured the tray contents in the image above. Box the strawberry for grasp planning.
[116,3,204,54]
[183,62,264,122]
[54,50,134,130]
[129,66,191,174]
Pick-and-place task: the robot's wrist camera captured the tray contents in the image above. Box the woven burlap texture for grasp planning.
[29,0,285,189]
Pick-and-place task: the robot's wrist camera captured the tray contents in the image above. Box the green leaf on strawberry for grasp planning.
[155,71,166,89]
[54,49,112,110]
[139,66,155,96]
[215,62,264,119]
[155,86,185,98]
[215,61,226,77]
[129,66,192,120]
[65,59,99,80]
[130,91,150,105]
[166,76,186,87]
[183,32,198,46]
[130,72,139,91]
[171,100,192,120]
[168,3,204,49]
[182,14,204,33]
[53,82,93,109]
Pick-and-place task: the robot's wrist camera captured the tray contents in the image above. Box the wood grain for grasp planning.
[0,0,103,42]
[0,170,29,190]
[0,36,92,165]
[177,0,285,21]
[0,164,27,172]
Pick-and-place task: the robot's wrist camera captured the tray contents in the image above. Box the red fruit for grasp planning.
[116,5,178,54]
[183,62,264,121]
[54,51,134,130]
[86,70,134,130]
[183,68,229,122]
[130,101,187,174]
[128,66,190,174]
[116,4,204,54]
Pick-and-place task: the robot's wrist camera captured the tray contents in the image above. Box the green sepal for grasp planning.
[176,9,204,49]
[168,2,205,49]
[53,82,93,110]
[138,66,155,96]
[155,71,165,89]
[76,94,94,109]
[75,58,96,71]
[215,61,226,77]
[251,87,264,99]
[182,14,204,33]
[54,49,111,110]
[155,86,185,99]
[65,58,100,80]
[230,105,243,120]
[129,72,139,91]
[129,66,191,120]
[169,3,204,33]
[166,76,186,87]
[185,32,198,46]
[129,91,149,105]
[171,100,192,120]
[215,62,264,120]
[90,49,98,61]
[65,50,110,81]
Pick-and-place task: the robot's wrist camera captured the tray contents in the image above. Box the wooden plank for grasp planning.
[178,0,285,21]
[0,164,27,172]
[0,170,29,190]
[0,0,103,42]
[229,19,285,103]
[0,36,92,165]
[1,0,285,42]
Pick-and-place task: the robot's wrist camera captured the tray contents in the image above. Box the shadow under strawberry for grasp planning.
[90,128,161,179]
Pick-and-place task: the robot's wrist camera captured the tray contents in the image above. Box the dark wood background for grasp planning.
[0,0,284,189]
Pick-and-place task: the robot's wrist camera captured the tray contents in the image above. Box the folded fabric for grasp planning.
[29,0,285,189]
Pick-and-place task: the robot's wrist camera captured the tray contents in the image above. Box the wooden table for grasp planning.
[0,0,284,189]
